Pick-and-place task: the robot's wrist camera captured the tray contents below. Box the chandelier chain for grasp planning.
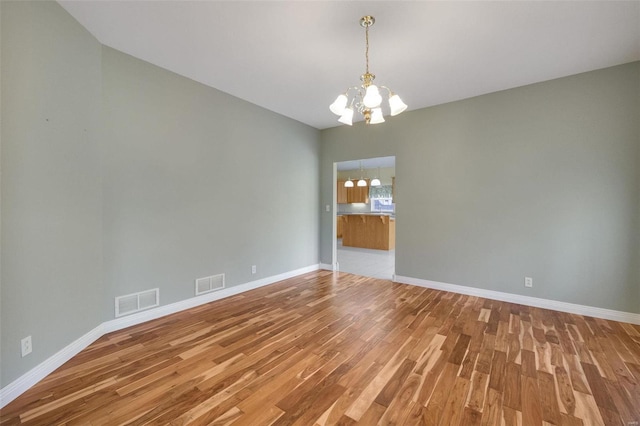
[365,22,369,75]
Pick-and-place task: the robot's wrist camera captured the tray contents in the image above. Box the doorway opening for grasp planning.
[333,156,395,280]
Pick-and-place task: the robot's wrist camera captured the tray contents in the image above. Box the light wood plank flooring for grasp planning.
[1,270,639,425]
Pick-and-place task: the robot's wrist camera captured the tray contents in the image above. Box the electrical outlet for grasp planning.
[524,277,533,288]
[251,265,257,274]
[21,336,32,357]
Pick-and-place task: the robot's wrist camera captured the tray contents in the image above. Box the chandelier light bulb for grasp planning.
[363,85,382,108]
[389,94,408,116]
[369,107,385,124]
[329,94,348,116]
[338,107,354,126]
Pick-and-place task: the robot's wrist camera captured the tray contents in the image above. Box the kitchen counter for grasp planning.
[341,214,395,250]
[338,212,395,218]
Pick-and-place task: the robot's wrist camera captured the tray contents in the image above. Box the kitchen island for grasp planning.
[341,214,395,250]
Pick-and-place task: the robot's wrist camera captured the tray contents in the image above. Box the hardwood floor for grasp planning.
[2,270,639,425]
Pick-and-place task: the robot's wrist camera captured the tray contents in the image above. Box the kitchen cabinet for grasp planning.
[336,215,345,238]
[337,179,369,204]
[337,181,348,204]
[347,179,370,203]
[342,214,395,250]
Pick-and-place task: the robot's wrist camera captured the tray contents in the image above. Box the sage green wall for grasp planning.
[1,1,103,386]
[321,62,640,313]
[101,46,320,317]
[1,1,320,388]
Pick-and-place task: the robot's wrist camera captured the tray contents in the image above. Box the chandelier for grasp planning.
[329,16,407,126]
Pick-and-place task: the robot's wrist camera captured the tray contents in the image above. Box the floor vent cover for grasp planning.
[195,273,225,296]
[115,288,159,317]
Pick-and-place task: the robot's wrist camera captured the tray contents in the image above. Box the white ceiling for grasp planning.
[58,1,640,130]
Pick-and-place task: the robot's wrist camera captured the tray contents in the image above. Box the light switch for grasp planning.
[326,204,330,212]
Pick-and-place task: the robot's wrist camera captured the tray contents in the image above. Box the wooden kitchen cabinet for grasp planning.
[337,181,348,204]
[336,215,345,238]
[342,214,395,250]
[338,179,369,204]
[347,179,369,203]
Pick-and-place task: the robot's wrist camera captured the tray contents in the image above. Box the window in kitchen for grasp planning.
[369,185,394,213]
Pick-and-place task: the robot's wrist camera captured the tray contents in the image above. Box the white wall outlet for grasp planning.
[21,336,32,357]
[524,277,533,288]
[251,265,257,274]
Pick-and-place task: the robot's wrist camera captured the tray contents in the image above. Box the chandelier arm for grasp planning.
[345,86,360,95]
[380,85,394,95]
[342,87,359,110]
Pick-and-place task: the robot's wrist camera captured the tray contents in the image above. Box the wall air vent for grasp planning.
[115,288,159,317]
[195,274,225,296]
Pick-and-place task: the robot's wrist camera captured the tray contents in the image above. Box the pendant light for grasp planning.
[370,167,381,186]
[344,179,354,188]
[356,161,367,187]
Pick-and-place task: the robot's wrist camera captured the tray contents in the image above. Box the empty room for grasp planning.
[1,1,639,425]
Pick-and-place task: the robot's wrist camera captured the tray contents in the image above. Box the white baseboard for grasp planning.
[0,325,105,408]
[394,275,640,325]
[0,264,321,409]
[103,264,321,334]
[319,263,333,271]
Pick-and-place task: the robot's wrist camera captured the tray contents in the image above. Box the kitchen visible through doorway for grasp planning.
[335,156,395,280]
